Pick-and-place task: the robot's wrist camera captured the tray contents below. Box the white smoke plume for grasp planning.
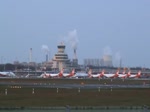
[114,51,122,67]
[68,29,79,50]
[63,29,79,50]
[41,45,49,54]
[115,52,121,61]
[103,46,112,55]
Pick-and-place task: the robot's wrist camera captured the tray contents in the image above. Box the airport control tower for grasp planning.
[52,42,71,71]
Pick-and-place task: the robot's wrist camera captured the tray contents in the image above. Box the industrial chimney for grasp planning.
[74,49,77,59]
[46,53,48,62]
[29,48,32,62]
[72,48,78,67]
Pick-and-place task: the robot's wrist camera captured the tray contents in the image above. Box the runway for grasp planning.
[0,81,150,89]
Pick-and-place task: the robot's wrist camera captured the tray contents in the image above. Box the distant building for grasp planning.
[20,62,28,66]
[100,58,104,66]
[28,62,36,67]
[102,55,113,67]
[13,61,20,65]
[84,58,101,66]
[42,61,53,70]
[84,55,113,67]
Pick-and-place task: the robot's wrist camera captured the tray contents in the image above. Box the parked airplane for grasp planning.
[62,69,75,78]
[74,72,88,78]
[88,69,104,78]
[37,72,50,78]
[127,71,141,78]
[39,69,63,78]
[117,70,128,79]
[0,71,16,77]
[103,70,119,78]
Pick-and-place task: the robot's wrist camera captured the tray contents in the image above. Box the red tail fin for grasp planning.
[127,71,131,77]
[88,69,92,75]
[115,70,119,77]
[88,69,92,78]
[137,71,141,77]
[71,69,75,76]
[101,69,105,75]
[60,68,64,74]
[59,68,64,77]
[99,70,104,78]
[138,71,141,75]
[123,69,126,74]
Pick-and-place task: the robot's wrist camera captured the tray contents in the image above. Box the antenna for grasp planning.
[119,58,122,68]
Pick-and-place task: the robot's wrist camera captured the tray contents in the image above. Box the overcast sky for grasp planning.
[0,0,150,67]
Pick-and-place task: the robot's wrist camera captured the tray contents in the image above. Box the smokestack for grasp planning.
[46,53,48,62]
[41,45,49,62]
[72,48,78,67]
[74,49,77,59]
[29,48,32,62]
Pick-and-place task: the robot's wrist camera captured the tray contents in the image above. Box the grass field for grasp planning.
[0,87,150,107]
[0,78,150,107]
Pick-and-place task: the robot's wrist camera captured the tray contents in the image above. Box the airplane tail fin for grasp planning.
[123,69,126,74]
[60,68,64,74]
[138,71,141,75]
[40,72,47,78]
[59,68,64,77]
[137,71,141,78]
[88,69,92,74]
[127,71,131,77]
[100,69,105,77]
[115,70,119,77]
[72,69,75,74]
[25,74,30,78]
[88,69,92,78]
[71,69,75,76]
[101,69,105,75]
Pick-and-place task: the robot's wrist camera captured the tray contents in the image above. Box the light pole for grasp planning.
[1,56,5,71]
[27,57,30,76]
[4,63,5,71]
[4,58,6,71]
[35,58,37,75]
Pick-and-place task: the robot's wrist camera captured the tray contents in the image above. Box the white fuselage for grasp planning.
[103,73,116,78]
[39,72,60,78]
[90,73,101,78]
[74,72,88,77]
[128,74,138,78]
[50,73,60,77]
[63,73,72,77]
[0,72,16,77]
[117,74,127,78]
